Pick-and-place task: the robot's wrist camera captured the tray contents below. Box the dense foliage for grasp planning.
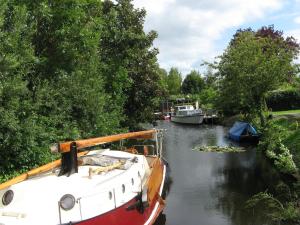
[181,70,204,94]
[258,120,297,174]
[166,67,182,95]
[217,26,300,126]
[0,0,162,182]
[100,1,162,128]
[267,89,300,111]
[245,192,300,223]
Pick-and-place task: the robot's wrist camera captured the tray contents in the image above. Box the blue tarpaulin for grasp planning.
[228,121,258,141]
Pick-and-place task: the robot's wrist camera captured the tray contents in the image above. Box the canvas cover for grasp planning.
[228,121,258,141]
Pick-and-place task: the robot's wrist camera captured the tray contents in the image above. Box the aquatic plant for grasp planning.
[193,145,246,153]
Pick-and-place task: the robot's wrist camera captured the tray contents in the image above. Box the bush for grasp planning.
[259,121,297,174]
[267,89,300,111]
[245,192,300,223]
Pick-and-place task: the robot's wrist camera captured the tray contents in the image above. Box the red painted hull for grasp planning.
[73,197,163,225]
[73,162,166,225]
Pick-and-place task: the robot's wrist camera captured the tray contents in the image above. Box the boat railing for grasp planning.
[51,129,165,177]
[132,145,156,156]
[0,130,165,191]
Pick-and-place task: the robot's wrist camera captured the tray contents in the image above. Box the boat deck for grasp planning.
[0,150,151,225]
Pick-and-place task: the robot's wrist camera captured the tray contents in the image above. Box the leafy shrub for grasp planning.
[245,192,300,223]
[273,146,297,174]
[267,89,300,111]
[259,121,297,174]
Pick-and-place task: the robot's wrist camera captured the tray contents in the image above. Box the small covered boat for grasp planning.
[228,121,259,143]
[0,129,167,225]
[171,105,204,124]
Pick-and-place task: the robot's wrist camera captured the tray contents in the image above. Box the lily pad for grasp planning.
[193,145,246,153]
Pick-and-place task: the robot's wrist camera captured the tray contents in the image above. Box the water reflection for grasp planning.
[211,149,281,225]
[155,121,282,225]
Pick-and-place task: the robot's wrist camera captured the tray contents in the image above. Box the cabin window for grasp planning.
[122,184,126,193]
[138,171,141,178]
[131,178,134,185]
[2,190,14,206]
[59,194,75,211]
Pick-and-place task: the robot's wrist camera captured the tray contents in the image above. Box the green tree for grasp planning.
[217,27,299,126]
[0,1,54,179]
[181,70,204,94]
[26,0,118,137]
[167,67,182,95]
[0,0,164,181]
[0,0,119,181]
[100,0,161,129]
[157,67,169,97]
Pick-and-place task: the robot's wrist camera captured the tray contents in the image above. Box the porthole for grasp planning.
[131,178,134,185]
[122,184,126,193]
[59,194,75,211]
[2,190,14,206]
[108,191,113,200]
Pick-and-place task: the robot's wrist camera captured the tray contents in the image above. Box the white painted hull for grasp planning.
[0,150,166,225]
[171,114,204,124]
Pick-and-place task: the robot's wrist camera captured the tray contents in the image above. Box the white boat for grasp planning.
[0,129,167,225]
[171,105,204,124]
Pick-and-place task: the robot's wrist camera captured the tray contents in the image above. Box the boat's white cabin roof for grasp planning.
[175,105,195,111]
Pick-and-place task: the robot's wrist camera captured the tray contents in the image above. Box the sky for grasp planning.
[133,0,300,76]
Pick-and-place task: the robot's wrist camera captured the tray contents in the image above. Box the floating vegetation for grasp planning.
[193,145,246,153]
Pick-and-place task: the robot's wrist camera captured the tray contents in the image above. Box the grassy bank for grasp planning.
[272,115,300,173]
[248,110,300,224]
[272,109,300,116]
[222,110,300,174]
[258,110,300,175]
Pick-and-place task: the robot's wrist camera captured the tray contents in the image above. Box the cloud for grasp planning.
[288,29,300,62]
[133,0,284,75]
[286,29,300,44]
[294,16,300,24]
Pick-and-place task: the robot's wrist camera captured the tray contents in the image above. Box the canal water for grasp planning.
[154,121,282,225]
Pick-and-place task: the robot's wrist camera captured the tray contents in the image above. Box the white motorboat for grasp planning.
[171,105,204,124]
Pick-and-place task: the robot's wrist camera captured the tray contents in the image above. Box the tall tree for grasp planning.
[217,26,299,125]
[181,70,204,94]
[100,0,161,128]
[25,0,117,137]
[0,0,120,181]
[0,1,52,177]
[167,67,182,95]
[157,67,169,97]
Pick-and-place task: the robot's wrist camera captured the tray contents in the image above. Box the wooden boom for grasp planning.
[55,130,156,153]
[0,130,157,190]
[0,152,88,191]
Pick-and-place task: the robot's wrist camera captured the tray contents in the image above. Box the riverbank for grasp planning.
[222,112,300,223]
[265,112,300,175]
[221,112,300,174]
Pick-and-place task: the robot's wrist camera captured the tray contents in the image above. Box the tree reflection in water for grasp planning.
[210,148,282,225]
[153,121,286,225]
